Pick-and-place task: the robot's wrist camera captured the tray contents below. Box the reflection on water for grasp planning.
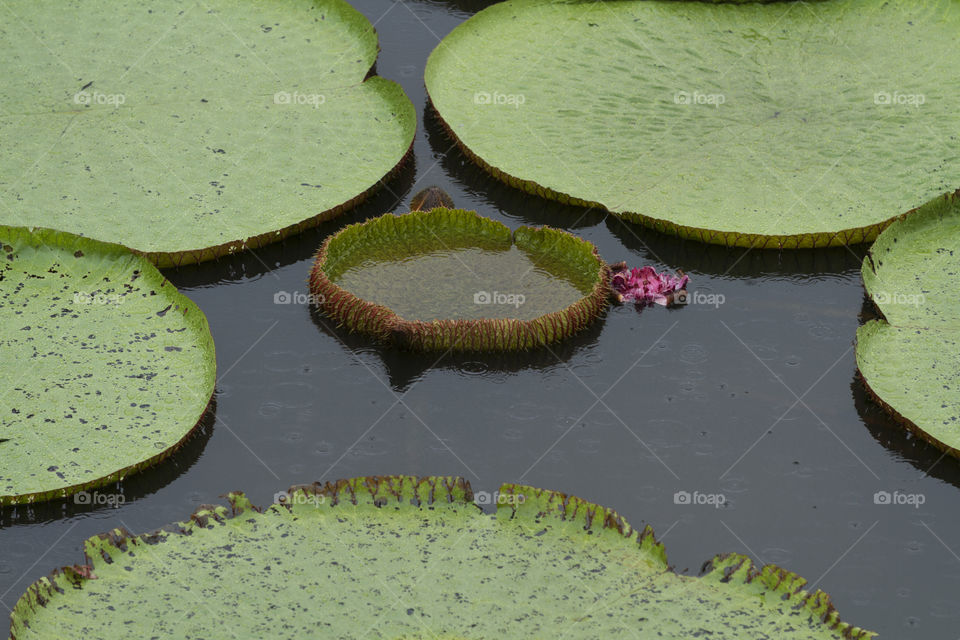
[308,304,605,391]
[3,1,960,639]
[0,399,216,528]
[334,246,592,322]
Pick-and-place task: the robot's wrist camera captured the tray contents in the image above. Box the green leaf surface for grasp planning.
[857,190,960,457]
[310,208,610,351]
[425,0,960,248]
[0,226,216,505]
[0,0,415,266]
[10,476,874,639]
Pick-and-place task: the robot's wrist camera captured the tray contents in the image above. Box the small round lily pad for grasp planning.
[309,208,610,351]
[0,0,415,266]
[425,0,960,248]
[10,476,874,639]
[0,226,216,505]
[857,189,960,457]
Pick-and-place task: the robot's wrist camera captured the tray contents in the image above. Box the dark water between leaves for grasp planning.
[3,1,960,638]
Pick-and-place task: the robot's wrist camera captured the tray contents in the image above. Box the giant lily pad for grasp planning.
[856,189,960,457]
[425,0,960,248]
[0,226,216,505]
[309,208,610,351]
[0,0,415,266]
[10,475,874,639]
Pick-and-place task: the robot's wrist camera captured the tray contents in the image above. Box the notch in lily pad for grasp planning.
[10,475,875,639]
[0,0,416,266]
[309,200,610,351]
[856,188,960,458]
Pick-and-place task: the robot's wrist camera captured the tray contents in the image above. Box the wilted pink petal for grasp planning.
[611,264,688,306]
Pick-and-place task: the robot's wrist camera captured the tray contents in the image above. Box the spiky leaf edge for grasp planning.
[308,208,610,352]
[0,225,217,505]
[10,475,874,640]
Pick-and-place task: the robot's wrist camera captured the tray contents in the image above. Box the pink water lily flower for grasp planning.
[610,262,689,307]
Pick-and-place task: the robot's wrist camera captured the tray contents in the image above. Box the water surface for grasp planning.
[2,2,958,638]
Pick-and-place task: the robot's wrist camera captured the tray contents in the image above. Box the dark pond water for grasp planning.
[3,1,960,638]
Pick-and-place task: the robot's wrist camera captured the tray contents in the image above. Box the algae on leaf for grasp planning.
[0,226,216,505]
[310,208,610,351]
[10,476,874,639]
[425,0,960,247]
[857,190,960,457]
[0,0,415,266]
